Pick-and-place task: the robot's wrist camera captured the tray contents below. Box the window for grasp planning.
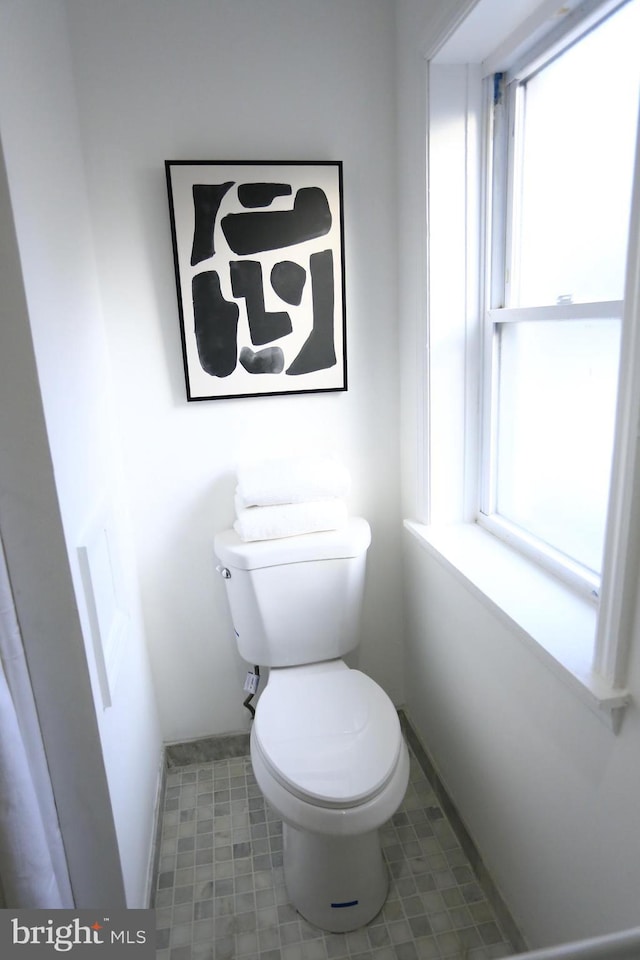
[408,0,640,728]
[478,0,640,600]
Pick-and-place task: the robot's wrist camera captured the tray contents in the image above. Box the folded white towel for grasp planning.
[233,499,349,542]
[236,456,351,508]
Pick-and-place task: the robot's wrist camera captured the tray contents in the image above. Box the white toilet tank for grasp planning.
[214,517,371,667]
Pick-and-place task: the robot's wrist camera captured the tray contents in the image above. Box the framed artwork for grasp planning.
[165,160,347,401]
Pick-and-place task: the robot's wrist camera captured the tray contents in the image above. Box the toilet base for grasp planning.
[282,823,388,933]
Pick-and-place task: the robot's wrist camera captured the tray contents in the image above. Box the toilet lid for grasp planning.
[253,669,402,808]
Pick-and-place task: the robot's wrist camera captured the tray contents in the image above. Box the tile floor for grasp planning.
[153,743,518,960]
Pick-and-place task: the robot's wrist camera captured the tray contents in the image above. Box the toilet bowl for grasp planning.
[250,661,409,931]
[214,518,409,932]
[251,661,408,835]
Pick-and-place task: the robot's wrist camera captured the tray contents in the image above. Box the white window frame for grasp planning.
[477,7,631,601]
[405,0,640,732]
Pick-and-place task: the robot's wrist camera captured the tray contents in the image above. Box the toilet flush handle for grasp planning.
[216,565,232,579]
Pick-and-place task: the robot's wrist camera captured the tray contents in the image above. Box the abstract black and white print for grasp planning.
[165,161,347,401]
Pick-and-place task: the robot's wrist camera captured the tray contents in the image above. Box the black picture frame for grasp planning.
[165,160,347,401]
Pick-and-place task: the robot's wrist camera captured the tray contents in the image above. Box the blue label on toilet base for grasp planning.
[330,900,359,909]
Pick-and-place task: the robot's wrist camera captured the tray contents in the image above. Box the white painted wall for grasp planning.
[63,0,404,742]
[0,0,163,906]
[397,0,640,947]
[4,0,639,938]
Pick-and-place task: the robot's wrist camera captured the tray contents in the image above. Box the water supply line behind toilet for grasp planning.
[243,664,260,718]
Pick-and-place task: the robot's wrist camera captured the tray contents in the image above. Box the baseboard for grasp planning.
[164,730,250,768]
[399,709,527,953]
[146,750,167,908]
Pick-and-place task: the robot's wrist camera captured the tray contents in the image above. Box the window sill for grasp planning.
[403,520,631,732]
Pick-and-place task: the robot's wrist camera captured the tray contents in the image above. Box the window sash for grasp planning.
[487,301,624,326]
[499,0,638,312]
[476,511,602,600]
[479,302,623,599]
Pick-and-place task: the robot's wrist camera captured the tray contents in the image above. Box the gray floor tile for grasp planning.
[153,749,517,959]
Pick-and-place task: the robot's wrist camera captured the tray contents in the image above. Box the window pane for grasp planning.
[495,318,621,572]
[515,0,640,307]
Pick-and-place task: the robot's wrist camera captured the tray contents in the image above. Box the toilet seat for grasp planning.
[253,665,402,809]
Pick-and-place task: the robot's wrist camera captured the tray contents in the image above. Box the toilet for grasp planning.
[214,517,410,932]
